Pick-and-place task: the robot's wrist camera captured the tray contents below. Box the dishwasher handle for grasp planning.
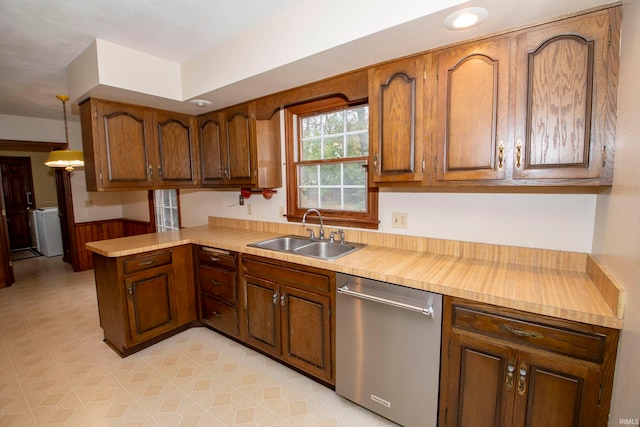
[338,284,435,318]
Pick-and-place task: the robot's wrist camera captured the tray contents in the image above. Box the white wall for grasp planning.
[593,0,640,422]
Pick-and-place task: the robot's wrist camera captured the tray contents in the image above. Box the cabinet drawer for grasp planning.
[124,251,172,274]
[451,303,607,363]
[201,295,239,336]
[198,265,237,302]
[197,247,236,270]
[242,257,331,294]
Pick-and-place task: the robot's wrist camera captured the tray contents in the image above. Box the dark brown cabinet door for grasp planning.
[434,37,511,182]
[244,275,280,356]
[0,156,35,249]
[513,9,617,183]
[125,264,177,344]
[198,112,226,186]
[444,333,515,427]
[94,101,155,189]
[512,353,599,427]
[223,103,256,186]
[155,111,198,186]
[281,285,332,383]
[369,56,424,184]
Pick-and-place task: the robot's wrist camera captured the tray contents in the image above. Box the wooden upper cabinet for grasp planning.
[154,111,198,187]
[81,98,155,191]
[223,103,256,186]
[198,102,281,189]
[369,56,425,184]
[434,37,512,183]
[80,98,199,191]
[198,111,226,186]
[513,7,619,184]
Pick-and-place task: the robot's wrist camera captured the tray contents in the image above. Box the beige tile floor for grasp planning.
[0,255,397,426]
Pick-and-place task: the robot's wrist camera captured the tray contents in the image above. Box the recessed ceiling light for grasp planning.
[189,99,212,107]
[444,7,488,30]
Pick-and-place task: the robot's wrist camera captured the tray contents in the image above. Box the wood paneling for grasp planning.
[74,218,152,271]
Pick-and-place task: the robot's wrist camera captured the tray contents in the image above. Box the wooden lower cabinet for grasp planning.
[241,255,335,385]
[195,246,240,337]
[439,297,619,427]
[93,245,196,356]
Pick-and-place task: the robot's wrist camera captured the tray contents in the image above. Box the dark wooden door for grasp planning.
[435,37,511,182]
[369,56,424,184]
[198,112,226,186]
[0,156,36,249]
[155,111,198,186]
[512,352,599,427]
[243,275,280,356]
[0,170,14,288]
[223,103,255,186]
[443,333,515,427]
[125,264,177,345]
[281,285,332,382]
[54,169,74,266]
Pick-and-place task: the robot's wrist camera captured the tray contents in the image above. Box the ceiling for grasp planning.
[0,0,618,123]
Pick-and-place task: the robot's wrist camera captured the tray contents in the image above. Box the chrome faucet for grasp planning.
[302,208,324,240]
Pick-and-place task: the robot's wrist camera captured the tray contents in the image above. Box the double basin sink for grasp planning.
[248,235,363,261]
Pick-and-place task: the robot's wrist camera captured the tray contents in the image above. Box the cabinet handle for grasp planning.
[280,294,286,307]
[506,358,515,392]
[148,165,153,179]
[515,140,522,169]
[157,166,162,178]
[127,286,133,300]
[272,292,278,305]
[373,154,380,175]
[212,310,223,318]
[518,362,528,396]
[139,259,158,267]
[500,324,544,339]
[210,280,221,286]
[497,142,505,171]
[209,257,221,262]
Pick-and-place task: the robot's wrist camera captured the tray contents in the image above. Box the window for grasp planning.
[285,98,378,229]
[150,189,180,232]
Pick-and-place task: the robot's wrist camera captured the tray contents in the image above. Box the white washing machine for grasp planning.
[35,207,63,257]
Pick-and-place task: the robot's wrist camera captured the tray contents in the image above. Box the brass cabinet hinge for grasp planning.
[423,65,427,82]
[603,145,607,167]
[436,63,439,83]
[608,24,612,48]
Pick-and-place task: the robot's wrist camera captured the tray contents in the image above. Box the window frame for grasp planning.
[284,97,378,229]
[148,189,181,232]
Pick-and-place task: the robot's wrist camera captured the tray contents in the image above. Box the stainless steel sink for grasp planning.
[293,241,360,260]
[248,235,311,252]
[248,235,363,260]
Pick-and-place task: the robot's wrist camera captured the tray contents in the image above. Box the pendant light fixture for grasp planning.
[45,95,84,172]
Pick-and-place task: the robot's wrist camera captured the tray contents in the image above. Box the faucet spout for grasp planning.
[302,209,325,240]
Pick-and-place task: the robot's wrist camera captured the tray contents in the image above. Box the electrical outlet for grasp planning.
[247,204,253,215]
[279,206,285,217]
[392,212,408,228]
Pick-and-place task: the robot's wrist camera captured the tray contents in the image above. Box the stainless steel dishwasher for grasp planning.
[336,273,442,427]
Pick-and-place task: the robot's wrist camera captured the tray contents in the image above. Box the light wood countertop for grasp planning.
[86,223,624,329]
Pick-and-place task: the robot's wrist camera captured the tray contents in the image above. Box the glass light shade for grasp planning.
[45,149,84,171]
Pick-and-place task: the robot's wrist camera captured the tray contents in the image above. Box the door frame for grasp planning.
[0,155,37,250]
[0,139,67,286]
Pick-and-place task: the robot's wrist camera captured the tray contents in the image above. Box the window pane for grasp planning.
[154,189,179,232]
[302,115,322,138]
[344,188,367,211]
[346,133,368,157]
[299,164,318,186]
[299,188,318,209]
[346,106,368,132]
[302,138,321,161]
[344,161,367,185]
[319,164,341,185]
[323,136,344,159]
[320,188,342,210]
[323,111,344,135]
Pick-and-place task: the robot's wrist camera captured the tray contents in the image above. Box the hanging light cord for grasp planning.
[57,95,70,147]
